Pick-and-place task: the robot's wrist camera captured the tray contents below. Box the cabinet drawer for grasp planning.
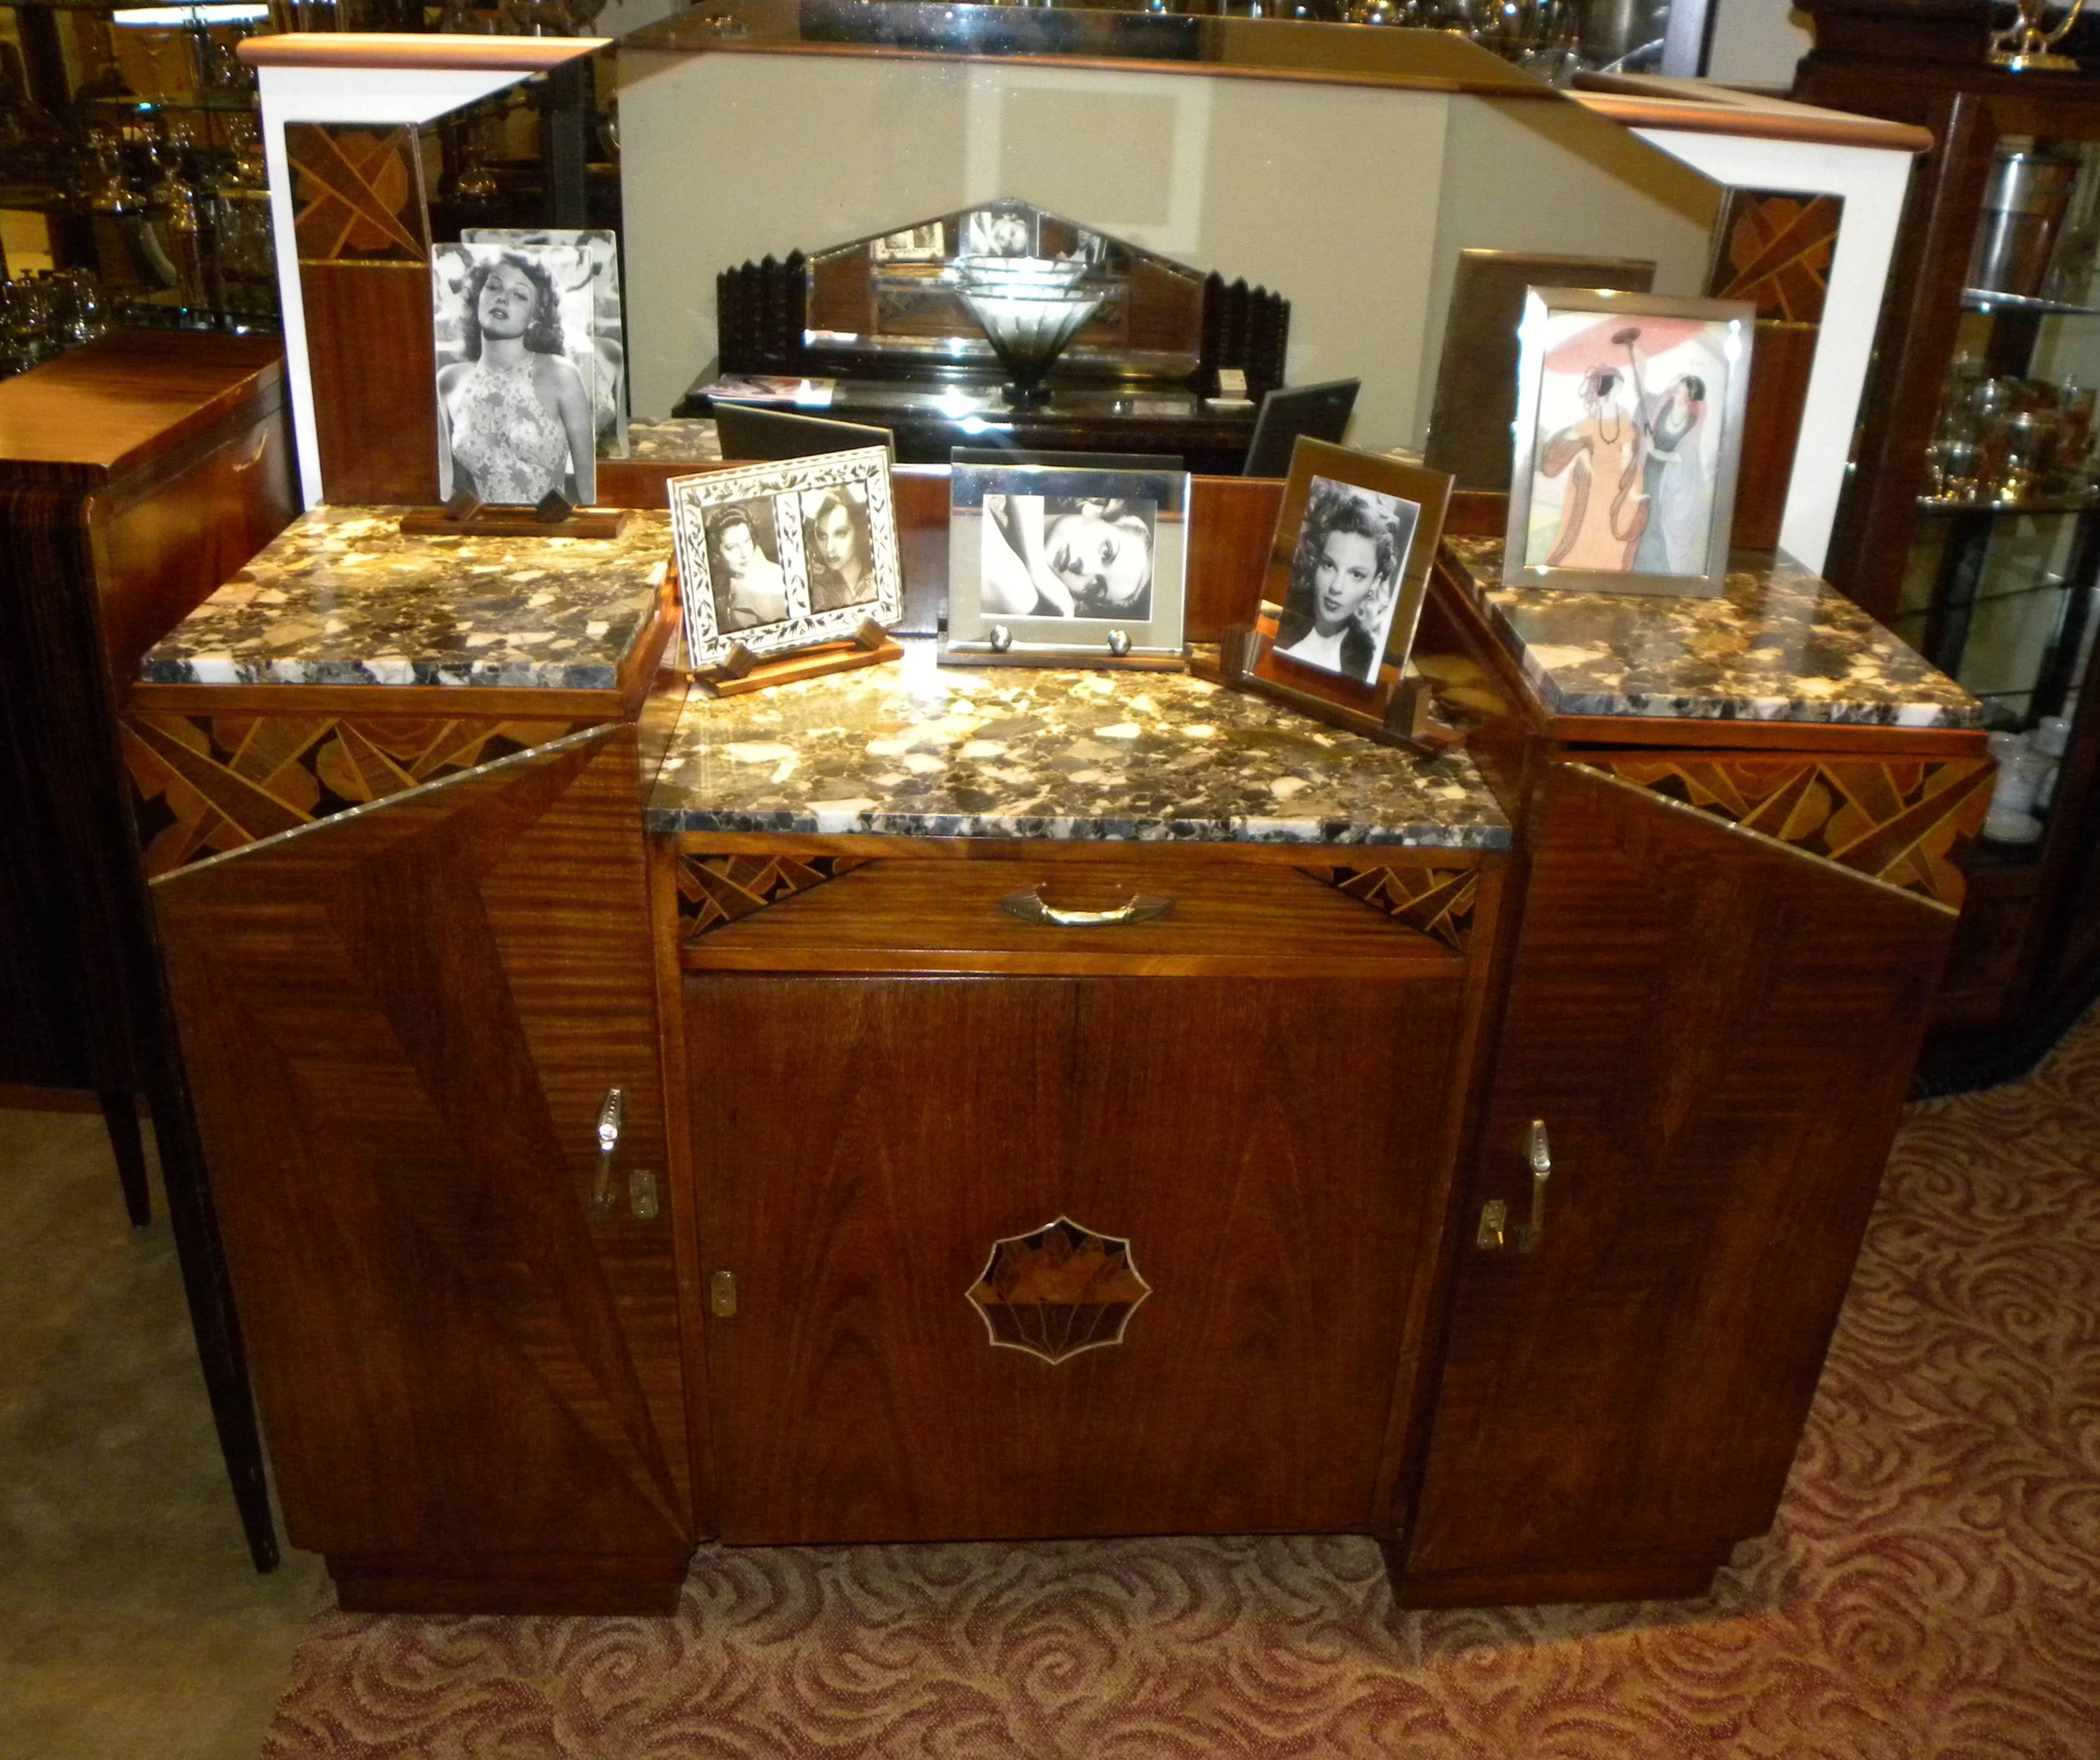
[672,849,1484,977]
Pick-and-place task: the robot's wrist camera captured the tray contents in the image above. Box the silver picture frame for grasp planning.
[1501,287,1756,599]
[945,462,1189,667]
[669,447,902,672]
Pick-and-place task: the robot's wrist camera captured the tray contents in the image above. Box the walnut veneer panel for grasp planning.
[1395,762,1958,1604]
[155,728,693,1612]
[690,967,1467,1544]
[302,262,440,506]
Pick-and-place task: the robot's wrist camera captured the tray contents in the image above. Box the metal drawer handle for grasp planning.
[1476,1119,1551,1254]
[1000,888,1172,928]
[590,1088,623,1218]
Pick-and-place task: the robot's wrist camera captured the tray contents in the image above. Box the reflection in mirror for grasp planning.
[802,201,1207,384]
[613,18,1731,477]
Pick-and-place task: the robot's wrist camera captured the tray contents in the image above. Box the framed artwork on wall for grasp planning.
[1500,287,1756,599]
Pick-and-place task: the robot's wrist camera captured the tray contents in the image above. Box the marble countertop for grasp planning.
[138,507,671,691]
[647,641,1511,847]
[1442,538,1983,730]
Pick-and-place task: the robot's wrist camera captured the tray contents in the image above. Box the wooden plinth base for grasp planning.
[1190,622,1462,755]
[700,618,902,697]
[329,1548,693,1615]
[1379,1536,1727,1609]
[398,506,632,540]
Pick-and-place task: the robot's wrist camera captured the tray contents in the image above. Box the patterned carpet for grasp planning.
[261,1008,2100,1760]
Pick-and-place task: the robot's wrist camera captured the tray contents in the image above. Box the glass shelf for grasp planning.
[1917,491,2100,516]
[1962,288,2100,318]
[79,90,260,115]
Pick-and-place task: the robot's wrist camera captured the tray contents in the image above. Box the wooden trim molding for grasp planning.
[1571,74,1935,153]
[238,32,605,72]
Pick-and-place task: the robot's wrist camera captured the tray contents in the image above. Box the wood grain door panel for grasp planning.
[1400,763,1957,1590]
[155,727,690,1566]
[692,970,1463,1544]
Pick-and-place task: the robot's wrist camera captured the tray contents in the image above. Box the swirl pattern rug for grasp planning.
[261,1010,2100,1760]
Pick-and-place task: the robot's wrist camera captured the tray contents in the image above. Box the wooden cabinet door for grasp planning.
[1396,762,1958,1607]
[154,726,693,1611]
[690,970,1466,1544]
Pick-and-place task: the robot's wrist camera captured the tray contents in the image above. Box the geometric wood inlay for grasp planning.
[1708,190,1840,324]
[966,1217,1152,1366]
[123,712,580,877]
[1301,864,1478,951]
[286,122,428,263]
[1583,755,1995,909]
[673,853,873,940]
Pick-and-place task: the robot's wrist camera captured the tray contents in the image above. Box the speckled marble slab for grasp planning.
[1443,536,1984,730]
[648,640,1511,848]
[138,507,672,690]
[623,418,721,463]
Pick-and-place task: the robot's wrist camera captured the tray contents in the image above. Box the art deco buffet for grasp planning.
[1,6,2002,1619]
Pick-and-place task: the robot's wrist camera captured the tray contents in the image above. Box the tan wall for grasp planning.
[1410,93,1721,451]
[617,48,1450,446]
[616,48,1718,455]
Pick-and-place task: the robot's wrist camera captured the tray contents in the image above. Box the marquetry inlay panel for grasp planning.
[1708,190,1839,324]
[286,122,428,263]
[124,712,579,876]
[1584,755,1994,909]
[966,1218,1152,1366]
[1304,864,1478,951]
[674,853,873,940]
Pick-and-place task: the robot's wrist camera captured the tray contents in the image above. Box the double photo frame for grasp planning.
[668,447,904,680]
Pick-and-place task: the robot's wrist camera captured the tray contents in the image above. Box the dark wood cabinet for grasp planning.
[0,331,296,1572]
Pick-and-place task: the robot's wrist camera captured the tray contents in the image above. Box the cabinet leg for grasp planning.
[145,1060,281,1574]
[99,1090,151,1228]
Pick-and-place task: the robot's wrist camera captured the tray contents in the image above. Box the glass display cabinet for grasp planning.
[0,0,281,378]
[1796,0,2100,1076]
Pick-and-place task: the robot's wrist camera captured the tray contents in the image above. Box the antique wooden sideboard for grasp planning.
[128,479,1989,1615]
[0,332,297,1572]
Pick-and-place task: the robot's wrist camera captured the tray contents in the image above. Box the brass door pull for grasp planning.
[1477,1119,1551,1253]
[1000,889,1172,928]
[590,1088,624,1218]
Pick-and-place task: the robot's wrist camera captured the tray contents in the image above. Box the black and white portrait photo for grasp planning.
[874,222,945,263]
[1273,476,1418,685]
[980,493,1156,622]
[462,227,627,458]
[431,243,597,506]
[961,206,1035,258]
[706,498,793,634]
[801,485,879,612]
[669,448,903,672]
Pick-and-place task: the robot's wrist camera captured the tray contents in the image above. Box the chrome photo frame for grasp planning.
[1501,287,1756,599]
[945,462,1190,667]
